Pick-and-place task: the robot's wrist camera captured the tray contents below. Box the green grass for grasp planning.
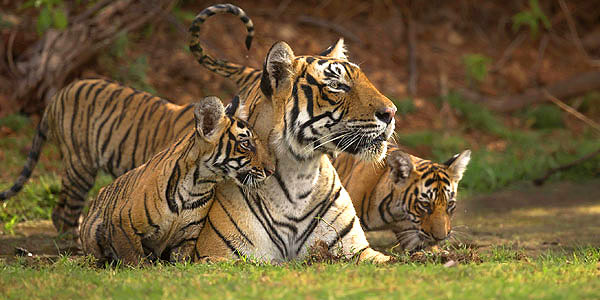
[1,247,599,299]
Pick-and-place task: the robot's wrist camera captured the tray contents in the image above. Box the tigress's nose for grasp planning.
[375,106,396,125]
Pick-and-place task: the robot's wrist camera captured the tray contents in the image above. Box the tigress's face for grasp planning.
[376,149,471,251]
[261,39,397,162]
[195,97,274,188]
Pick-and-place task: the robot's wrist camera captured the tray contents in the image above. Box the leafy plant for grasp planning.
[0,114,31,132]
[512,0,551,38]
[521,104,564,129]
[117,56,157,94]
[22,0,69,35]
[109,32,129,58]
[445,92,507,137]
[462,54,492,85]
[3,215,19,235]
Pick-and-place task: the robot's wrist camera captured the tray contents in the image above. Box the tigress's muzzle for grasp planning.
[334,132,386,155]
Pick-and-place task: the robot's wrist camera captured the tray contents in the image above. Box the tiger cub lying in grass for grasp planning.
[80,96,274,266]
[333,145,471,251]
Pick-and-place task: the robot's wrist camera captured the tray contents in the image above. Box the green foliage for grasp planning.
[109,32,129,58]
[398,93,600,193]
[462,54,491,85]
[445,92,507,137]
[22,0,69,35]
[464,130,599,192]
[172,6,197,23]
[521,104,564,129]
[512,0,551,38]
[578,91,600,115]
[390,97,416,116]
[0,114,31,132]
[3,215,19,235]
[0,175,60,223]
[117,56,156,94]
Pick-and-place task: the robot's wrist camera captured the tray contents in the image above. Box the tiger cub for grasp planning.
[80,96,273,265]
[0,79,200,236]
[333,145,471,251]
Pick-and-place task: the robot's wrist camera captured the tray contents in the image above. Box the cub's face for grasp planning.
[211,117,274,188]
[195,97,274,188]
[261,39,397,162]
[373,149,471,251]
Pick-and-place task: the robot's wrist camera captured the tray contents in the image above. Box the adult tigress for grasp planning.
[188,4,397,263]
[332,145,471,251]
[189,4,471,252]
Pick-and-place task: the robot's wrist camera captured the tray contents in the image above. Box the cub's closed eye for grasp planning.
[327,81,339,89]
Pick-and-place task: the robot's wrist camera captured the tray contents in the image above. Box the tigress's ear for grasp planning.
[387,150,414,185]
[319,38,347,60]
[444,150,471,182]
[260,41,295,100]
[194,96,226,140]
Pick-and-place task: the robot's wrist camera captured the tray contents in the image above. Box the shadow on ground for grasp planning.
[1,179,599,260]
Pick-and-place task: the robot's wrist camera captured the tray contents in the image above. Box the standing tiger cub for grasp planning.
[80,96,274,266]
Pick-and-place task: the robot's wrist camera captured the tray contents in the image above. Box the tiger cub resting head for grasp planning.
[80,96,274,266]
[334,146,471,251]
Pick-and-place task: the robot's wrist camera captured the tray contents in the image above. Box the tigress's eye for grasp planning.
[327,81,339,89]
[239,139,252,151]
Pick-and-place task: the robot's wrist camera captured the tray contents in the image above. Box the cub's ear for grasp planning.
[319,38,347,60]
[260,41,295,100]
[444,150,471,181]
[387,150,414,184]
[194,96,226,140]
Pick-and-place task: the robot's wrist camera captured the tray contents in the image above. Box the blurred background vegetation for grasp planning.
[0,0,598,227]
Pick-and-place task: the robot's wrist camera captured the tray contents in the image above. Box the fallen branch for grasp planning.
[2,0,176,116]
[533,147,600,186]
[543,90,600,134]
[460,71,600,113]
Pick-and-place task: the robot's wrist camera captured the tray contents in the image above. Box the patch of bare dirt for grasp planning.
[0,220,79,262]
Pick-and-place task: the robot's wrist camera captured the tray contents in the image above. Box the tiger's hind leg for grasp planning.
[108,223,150,266]
[51,162,98,238]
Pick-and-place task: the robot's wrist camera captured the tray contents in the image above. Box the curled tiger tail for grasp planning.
[0,112,49,201]
[189,4,259,83]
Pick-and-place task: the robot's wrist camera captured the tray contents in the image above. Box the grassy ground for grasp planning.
[1,247,599,300]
